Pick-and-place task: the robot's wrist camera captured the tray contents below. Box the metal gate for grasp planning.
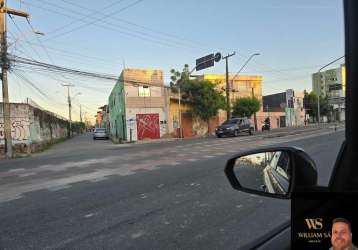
[136,113,160,140]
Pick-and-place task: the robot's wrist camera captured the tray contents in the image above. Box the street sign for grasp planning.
[214,52,221,62]
[196,53,214,71]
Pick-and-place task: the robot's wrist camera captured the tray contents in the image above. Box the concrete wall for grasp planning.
[255,111,286,130]
[0,103,68,157]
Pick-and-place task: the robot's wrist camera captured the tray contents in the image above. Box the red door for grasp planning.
[136,113,160,140]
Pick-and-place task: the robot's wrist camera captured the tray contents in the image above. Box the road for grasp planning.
[0,127,344,249]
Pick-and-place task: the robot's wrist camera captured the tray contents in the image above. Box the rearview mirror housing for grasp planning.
[225,146,318,199]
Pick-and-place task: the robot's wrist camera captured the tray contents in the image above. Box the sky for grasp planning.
[3,0,344,122]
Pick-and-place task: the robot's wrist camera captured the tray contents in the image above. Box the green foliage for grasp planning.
[71,122,86,133]
[170,64,190,92]
[232,97,261,118]
[181,79,226,122]
[304,90,331,120]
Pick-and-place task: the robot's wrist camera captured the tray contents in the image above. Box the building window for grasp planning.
[139,86,151,97]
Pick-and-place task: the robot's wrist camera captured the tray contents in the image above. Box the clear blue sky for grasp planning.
[4,0,344,122]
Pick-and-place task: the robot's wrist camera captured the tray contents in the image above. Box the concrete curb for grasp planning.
[123,123,345,145]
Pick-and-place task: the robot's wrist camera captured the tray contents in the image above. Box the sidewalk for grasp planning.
[128,122,344,145]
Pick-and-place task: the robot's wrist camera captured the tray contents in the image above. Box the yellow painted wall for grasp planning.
[168,98,191,133]
[196,74,263,110]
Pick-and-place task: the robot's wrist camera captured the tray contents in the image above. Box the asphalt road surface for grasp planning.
[0,127,344,249]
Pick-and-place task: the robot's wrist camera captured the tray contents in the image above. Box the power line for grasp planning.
[59,0,205,48]
[35,0,146,41]
[9,55,171,88]
[25,17,54,64]
[14,71,67,105]
[7,14,43,60]
[12,70,49,98]
[33,0,126,36]
[24,41,124,66]
[18,0,198,50]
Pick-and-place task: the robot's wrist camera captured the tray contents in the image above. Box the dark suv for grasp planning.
[215,117,254,138]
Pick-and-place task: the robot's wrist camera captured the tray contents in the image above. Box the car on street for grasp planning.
[93,128,109,140]
[215,117,254,138]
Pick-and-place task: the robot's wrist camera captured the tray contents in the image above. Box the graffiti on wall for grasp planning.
[136,113,160,140]
[0,118,31,143]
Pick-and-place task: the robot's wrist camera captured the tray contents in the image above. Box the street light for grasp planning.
[8,29,45,47]
[316,55,345,125]
[231,53,260,82]
[72,92,82,100]
[231,53,260,130]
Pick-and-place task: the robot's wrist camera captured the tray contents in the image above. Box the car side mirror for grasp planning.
[225,147,318,199]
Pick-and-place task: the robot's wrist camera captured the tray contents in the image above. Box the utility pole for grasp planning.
[79,104,82,123]
[251,87,258,131]
[62,84,74,138]
[0,0,29,158]
[222,52,236,120]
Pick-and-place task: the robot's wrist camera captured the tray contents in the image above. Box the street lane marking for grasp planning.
[89,176,109,183]
[18,172,36,178]
[47,185,71,192]
[167,162,180,166]
[0,129,342,204]
[8,168,25,172]
[187,159,199,162]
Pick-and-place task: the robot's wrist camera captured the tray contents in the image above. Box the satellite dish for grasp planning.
[214,52,221,62]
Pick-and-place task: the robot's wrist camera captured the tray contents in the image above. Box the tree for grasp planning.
[181,79,226,134]
[303,90,331,121]
[232,97,261,118]
[170,64,190,92]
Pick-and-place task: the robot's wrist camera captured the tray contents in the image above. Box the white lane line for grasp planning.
[18,172,36,178]
[89,176,109,183]
[187,159,199,162]
[8,168,25,172]
[202,155,215,158]
[167,162,180,166]
[213,152,227,156]
[0,194,23,203]
[47,185,72,192]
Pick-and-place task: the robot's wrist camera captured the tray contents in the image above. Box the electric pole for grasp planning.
[223,52,236,120]
[1,0,29,158]
[79,104,82,123]
[62,84,74,138]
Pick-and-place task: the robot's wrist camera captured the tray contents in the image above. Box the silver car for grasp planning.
[93,128,109,140]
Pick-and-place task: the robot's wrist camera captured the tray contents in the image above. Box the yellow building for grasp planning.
[195,74,263,108]
[168,91,224,138]
[168,92,191,135]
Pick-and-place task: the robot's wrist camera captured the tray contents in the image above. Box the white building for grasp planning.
[312,64,346,121]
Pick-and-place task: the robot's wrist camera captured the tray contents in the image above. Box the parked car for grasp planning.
[93,128,109,140]
[215,117,254,138]
[261,151,291,194]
